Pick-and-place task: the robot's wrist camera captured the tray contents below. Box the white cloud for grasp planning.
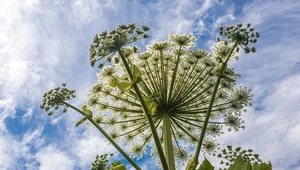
[36,145,74,170]
[215,74,300,170]
[195,0,214,15]
[209,1,300,169]
[0,126,44,170]
[0,134,15,170]
[73,132,115,168]
[70,0,103,27]
[22,107,34,119]
[242,0,300,25]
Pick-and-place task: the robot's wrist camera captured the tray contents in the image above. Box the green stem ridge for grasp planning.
[117,49,170,170]
[193,41,238,166]
[163,113,176,170]
[62,101,142,170]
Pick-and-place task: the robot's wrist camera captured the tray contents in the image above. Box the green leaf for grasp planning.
[185,158,196,170]
[198,157,214,170]
[221,75,236,82]
[229,156,252,170]
[215,63,227,76]
[109,79,117,87]
[75,117,87,127]
[111,161,126,170]
[82,105,93,118]
[150,92,160,99]
[145,98,158,115]
[116,81,133,91]
[111,164,126,170]
[132,65,142,83]
[149,101,157,115]
[252,162,272,170]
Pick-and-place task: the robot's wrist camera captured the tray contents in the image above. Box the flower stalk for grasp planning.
[117,49,169,170]
[163,112,176,170]
[62,101,142,170]
[193,41,238,165]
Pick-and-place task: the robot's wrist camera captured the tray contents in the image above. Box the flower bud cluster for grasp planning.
[40,83,76,116]
[217,145,262,169]
[218,23,260,53]
[89,23,150,68]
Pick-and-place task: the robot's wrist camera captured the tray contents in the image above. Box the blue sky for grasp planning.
[1,0,300,169]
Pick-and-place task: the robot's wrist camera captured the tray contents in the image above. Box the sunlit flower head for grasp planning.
[86,30,253,164]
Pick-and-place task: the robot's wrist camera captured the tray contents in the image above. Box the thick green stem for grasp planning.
[117,49,169,170]
[193,41,238,166]
[62,101,141,170]
[163,113,175,170]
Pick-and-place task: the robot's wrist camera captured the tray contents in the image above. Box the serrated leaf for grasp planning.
[229,156,252,170]
[185,158,196,170]
[252,162,272,170]
[82,105,93,118]
[198,157,214,170]
[75,117,87,127]
[116,81,133,91]
[132,65,142,83]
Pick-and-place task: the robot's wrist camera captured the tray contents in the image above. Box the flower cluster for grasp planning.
[217,145,262,169]
[40,83,76,116]
[86,27,254,165]
[89,23,150,68]
[91,154,113,170]
[217,23,260,54]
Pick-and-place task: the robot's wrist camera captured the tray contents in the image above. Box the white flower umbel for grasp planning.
[86,32,253,168]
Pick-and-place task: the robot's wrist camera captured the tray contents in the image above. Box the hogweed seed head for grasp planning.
[40,83,76,116]
[89,23,150,68]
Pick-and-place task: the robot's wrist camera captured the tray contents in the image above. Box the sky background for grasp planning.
[1,0,300,169]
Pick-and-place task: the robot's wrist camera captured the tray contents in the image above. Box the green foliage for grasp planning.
[75,117,87,127]
[217,145,263,169]
[145,98,158,115]
[91,154,111,170]
[252,162,272,170]
[228,156,252,170]
[132,65,142,83]
[198,157,214,170]
[75,105,93,127]
[116,81,133,91]
[185,158,196,170]
[91,154,127,170]
[83,105,93,118]
[111,161,126,170]
[194,152,272,170]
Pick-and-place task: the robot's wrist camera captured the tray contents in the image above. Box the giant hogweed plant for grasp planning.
[41,23,269,170]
